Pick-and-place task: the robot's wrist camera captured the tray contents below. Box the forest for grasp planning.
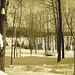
[0,0,75,75]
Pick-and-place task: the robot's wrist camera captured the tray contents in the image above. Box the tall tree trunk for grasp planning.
[30,0,34,55]
[11,8,17,64]
[19,0,22,57]
[0,15,5,71]
[47,13,49,50]
[13,9,17,58]
[14,27,17,58]
[40,15,42,50]
[34,16,37,54]
[52,0,57,50]
[57,29,61,62]
[49,35,51,50]
[34,37,36,54]
[0,0,9,71]
[57,0,62,62]
[44,29,46,54]
[61,31,64,58]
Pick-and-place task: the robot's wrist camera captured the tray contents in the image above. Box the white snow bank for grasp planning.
[0,70,7,75]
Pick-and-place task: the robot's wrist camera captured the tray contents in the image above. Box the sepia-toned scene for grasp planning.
[0,0,75,75]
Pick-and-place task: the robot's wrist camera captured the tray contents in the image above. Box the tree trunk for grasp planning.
[61,31,64,58]
[19,0,22,57]
[44,29,46,55]
[57,0,62,62]
[49,35,51,50]
[47,13,49,50]
[34,37,37,54]
[57,29,61,62]
[0,0,9,71]
[52,0,58,51]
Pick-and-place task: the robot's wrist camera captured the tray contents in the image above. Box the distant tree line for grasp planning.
[6,26,27,37]
[6,26,74,38]
[6,26,48,37]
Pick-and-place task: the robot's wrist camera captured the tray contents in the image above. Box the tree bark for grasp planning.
[0,0,8,72]
[57,0,62,62]
[61,31,64,58]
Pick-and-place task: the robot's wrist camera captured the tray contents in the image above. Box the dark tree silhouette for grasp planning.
[57,0,64,62]
[0,0,9,71]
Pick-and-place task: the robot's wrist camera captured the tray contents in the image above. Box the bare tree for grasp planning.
[57,0,64,62]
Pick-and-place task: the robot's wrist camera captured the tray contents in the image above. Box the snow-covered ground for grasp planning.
[5,63,74,75]
[5,46,74,75]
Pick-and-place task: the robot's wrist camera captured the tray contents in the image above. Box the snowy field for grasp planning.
[5,46,74,75]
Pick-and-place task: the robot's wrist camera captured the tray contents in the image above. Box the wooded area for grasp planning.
[0,0,75,74]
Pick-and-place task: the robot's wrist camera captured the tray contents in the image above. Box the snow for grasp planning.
[0,34,3,49]
[5,46,74,75]
[0,71,7,75]
[5,64,73,75]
